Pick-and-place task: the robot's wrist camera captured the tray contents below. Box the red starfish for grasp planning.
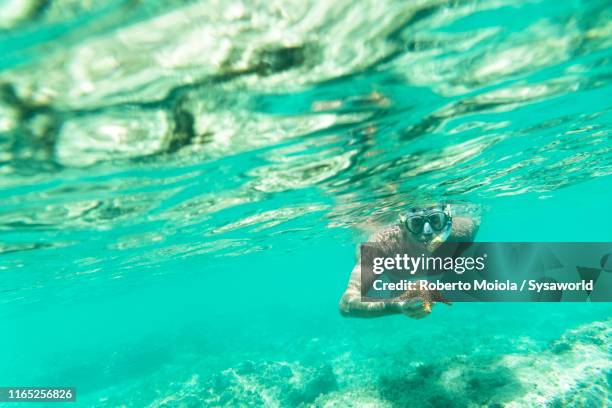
[397,287,452,313]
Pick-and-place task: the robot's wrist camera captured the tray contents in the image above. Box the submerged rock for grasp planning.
[95,319,609,407]
[150,360,338,407]
[311,319,610,408]
[372,319,611,408]
[505,320,611,407]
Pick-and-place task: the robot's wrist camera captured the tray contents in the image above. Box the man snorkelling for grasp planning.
[339,203,480,319]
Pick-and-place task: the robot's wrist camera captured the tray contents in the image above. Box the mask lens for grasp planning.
[406,216,424,234]
[428,212,446,230]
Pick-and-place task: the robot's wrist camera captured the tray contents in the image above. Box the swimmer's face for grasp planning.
[402,205,452,245]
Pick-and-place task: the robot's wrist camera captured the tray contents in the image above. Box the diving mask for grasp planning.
[402,206,452,235]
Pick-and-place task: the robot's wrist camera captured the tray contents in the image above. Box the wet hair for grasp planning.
[407,203,446,213]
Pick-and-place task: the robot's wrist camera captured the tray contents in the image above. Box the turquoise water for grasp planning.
[1,0,612,406]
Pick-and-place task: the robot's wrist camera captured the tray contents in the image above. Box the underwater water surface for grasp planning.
[1,0,611,406]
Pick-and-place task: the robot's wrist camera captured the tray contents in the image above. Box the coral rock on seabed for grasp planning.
[126,320,610,407]
[374,319,611,408]
[505,320,611,407]
[154,360,338,407]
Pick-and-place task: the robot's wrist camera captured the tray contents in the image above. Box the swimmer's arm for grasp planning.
[339,263,401,318]
[339,225,400,317]
[339,263,427,318]
[450,215,480,241]
[340,224,417,318]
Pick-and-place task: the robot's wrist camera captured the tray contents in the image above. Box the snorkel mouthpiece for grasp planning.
[427,204,452,251]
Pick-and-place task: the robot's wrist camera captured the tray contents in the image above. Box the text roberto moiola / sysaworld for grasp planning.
[370,254,593,294]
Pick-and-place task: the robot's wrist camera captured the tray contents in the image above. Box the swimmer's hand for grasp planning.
[394,285,452,319]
